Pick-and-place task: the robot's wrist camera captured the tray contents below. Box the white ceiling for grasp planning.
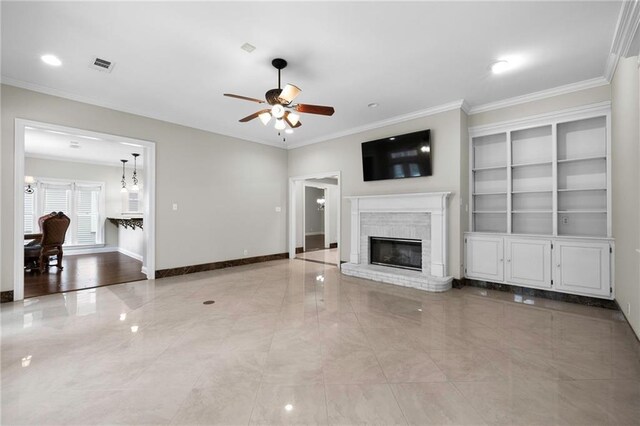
[2,1,622,148]
[25,127,145,168]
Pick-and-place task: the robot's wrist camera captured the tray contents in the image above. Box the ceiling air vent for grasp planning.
[89,57,115,73]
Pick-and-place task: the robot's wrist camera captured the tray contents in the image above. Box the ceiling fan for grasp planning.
[224,58,335,131]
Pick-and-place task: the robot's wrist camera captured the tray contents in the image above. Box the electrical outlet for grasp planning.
[243,249,248,256]
[561,216,569,225]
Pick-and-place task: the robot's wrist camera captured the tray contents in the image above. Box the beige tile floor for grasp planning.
[296,248,339,265]
[1,259,639,425]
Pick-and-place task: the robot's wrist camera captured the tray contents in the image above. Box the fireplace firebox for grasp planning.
[369,237,422,271]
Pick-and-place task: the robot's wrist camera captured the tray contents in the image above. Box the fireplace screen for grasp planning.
[369,237,422,271]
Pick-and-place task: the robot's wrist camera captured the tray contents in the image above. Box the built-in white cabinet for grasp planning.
[506,238,552,289]
[465,235,504,282]
[554,240,611,298]
[466,103,614,300]
[465,233,613,299]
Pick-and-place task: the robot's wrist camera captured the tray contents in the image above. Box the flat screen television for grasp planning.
[361,129,431,182]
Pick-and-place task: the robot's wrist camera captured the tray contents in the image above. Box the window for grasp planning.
[26,179,105,246]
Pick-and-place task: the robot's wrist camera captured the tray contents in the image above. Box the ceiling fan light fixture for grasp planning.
[271,104,285,119]
[287,112,300,126]
[279,84,301,103]
[274,119,286,130]
[258,112,272,125]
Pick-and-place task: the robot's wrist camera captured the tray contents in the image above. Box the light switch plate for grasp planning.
[275,206,281,212]
[172,203,178,211]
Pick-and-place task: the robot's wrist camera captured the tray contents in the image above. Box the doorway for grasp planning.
[289,172,340,266]
[13,119,156,301]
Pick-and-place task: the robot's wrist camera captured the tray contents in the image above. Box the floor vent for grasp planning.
[89,57,115,73]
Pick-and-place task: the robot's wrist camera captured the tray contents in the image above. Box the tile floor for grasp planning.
[296,248,339,265]
[1,259,639,425]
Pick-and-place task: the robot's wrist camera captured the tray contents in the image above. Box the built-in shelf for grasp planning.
[473,192,507,196]
[470,107,610,238]
[472,165,507,172]
[558,210,607,214]
[473,211,507,214]
[557,187,606,192]
[511,161,553,168]
[512,210,553,213]
[107,217,143,230]
[557,155,606,164]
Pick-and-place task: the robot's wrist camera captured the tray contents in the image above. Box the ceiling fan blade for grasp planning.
[239,109,271,123]
[224,93,266,104]
[284,112,302,128]
[294,104,335,116]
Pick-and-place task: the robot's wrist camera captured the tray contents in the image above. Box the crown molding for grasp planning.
[468,77,609,115]
[1,77,287,150]
[604,0,640,82]
[469,101,611,137]
[286,99,466,149]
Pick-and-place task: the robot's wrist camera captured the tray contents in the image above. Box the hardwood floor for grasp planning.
[24,251,146,299]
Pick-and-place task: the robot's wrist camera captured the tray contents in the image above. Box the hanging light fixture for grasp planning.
[120,159,128,193]
[131,153,140,191]
[24,176,35,194]
[316,196,326,211]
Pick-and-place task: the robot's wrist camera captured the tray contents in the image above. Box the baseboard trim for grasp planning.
[66,246,118,256]
[329,243,338,249]
[295,247,304,254]
[117,247,143,262]
[1,290,14,303]
[462,278,619,310]
[155,252,289,279]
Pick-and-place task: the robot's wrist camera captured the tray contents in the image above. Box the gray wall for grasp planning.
[1,85,288,291]
[611,56,640,337]
[304,186,324,235]
[288,108,467,278]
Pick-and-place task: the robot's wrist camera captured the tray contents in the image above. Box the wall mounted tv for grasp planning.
[361,129,431,182]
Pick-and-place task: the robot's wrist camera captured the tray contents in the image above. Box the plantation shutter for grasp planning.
[24,191,36,233]
[42,183,71,215]
[75,185,101,245]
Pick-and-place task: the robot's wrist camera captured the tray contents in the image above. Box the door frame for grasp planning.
[289,171,341,264]
[303,183,330,251]
[13,119,157,301]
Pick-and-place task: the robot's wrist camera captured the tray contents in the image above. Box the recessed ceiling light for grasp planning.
[285,129,294,134]
[367,102,379,108]
[490,60,511,74]
[241,43,256,53]
[389,137,396,141]
[41,54,62,67]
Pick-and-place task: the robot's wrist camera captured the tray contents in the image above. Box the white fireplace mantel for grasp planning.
[341,192,453,292]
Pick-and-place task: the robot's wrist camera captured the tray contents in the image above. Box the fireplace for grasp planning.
[341,192,453,293]
[369,237,422,271]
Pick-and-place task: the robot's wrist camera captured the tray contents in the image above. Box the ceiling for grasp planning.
[1,1,622,148]
[25,127,145,168]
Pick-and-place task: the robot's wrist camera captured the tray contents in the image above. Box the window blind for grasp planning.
[24,191,36,233]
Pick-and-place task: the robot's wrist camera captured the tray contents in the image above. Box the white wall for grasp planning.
[611,56,640,338]
[1,85,288,292]
[118,226,143,260]
[304,186,324,235]
[288,108,466,278]
[24,157,125,248]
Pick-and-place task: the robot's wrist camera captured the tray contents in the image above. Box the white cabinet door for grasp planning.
[465,235,504,282]
[554,240,611,298]
[506,238,552,289]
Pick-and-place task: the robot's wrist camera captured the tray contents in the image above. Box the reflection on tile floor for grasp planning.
[297,248,339,265]
[2,259,639,425]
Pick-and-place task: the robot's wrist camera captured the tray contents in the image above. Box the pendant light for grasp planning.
[131,153,140,191]
[120,159,128,193]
